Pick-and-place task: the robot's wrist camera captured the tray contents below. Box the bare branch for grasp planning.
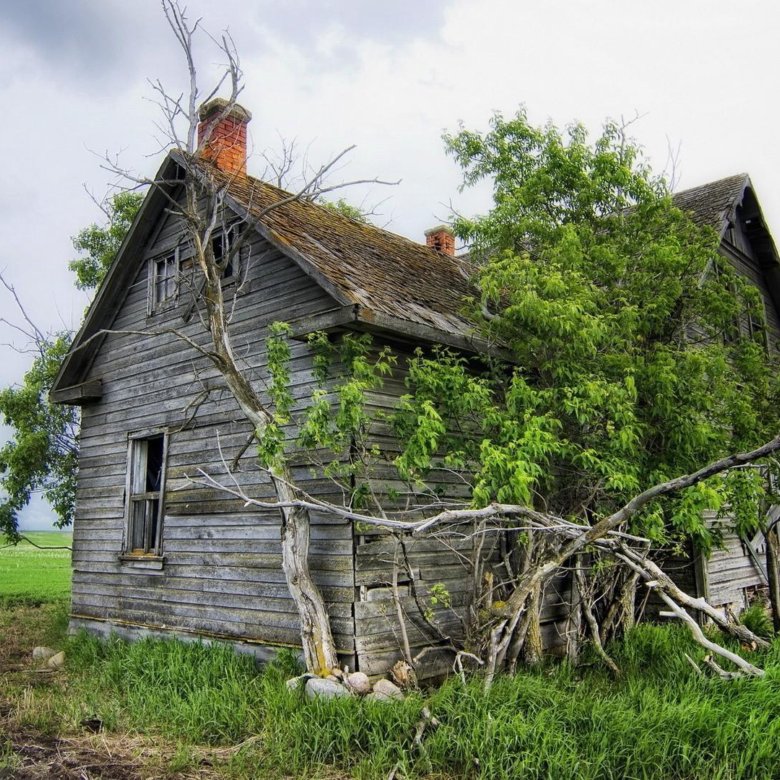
[657,591,764,677]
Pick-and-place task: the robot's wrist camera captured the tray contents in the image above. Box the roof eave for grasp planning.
[50,154,185,402]
[287,302,502,357]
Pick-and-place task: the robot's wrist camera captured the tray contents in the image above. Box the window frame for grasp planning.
[212,222,248,285]
[149,248,179,313]
[122,429,169,559]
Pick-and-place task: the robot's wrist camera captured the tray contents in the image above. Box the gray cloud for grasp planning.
[0,1,450,89]
[0,0,159,83]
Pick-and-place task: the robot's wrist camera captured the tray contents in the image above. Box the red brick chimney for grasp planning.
[197,98,252,176]
[424,225,456,256]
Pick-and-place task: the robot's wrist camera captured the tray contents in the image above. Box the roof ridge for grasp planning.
[673,172,749,198]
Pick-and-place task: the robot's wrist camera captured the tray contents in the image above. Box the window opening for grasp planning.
[127,434,166,555]
[153,251,178,309]
[212,223,247,281]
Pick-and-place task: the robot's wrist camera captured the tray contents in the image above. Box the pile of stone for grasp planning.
[32,646,65,669]
[32,646,65,671]
[287,667,405,702]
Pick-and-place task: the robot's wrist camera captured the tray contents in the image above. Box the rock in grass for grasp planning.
[46,651,65,669]
[345,671,371,695]
[286,673,314,691]
[32,646,57,662]
[305,677,351,700]
[371,678,404,700]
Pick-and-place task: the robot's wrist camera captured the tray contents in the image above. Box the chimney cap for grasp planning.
[198,97,252,123]
[424,224,453,237]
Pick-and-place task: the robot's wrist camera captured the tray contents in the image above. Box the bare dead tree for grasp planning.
[88,0,403,674]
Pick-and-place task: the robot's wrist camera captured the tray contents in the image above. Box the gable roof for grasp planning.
[52,157,780,403]
[673,172,780,323]
[51,153,482,400]
[672,173,750,236]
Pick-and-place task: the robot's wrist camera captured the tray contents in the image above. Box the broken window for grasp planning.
[746,302,770,352]
[125,433,167,555]
[211,223,248,282]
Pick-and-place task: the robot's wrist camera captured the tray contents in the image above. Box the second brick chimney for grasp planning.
[424,225,456,256]
[197,98,252,176]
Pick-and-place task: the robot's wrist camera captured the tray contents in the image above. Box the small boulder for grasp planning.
[47,651,65,670]
[286,673,314,692]
[32,647,57,662]
[345,671,371,695]
[305,677,351,700]
[371,678,404,700]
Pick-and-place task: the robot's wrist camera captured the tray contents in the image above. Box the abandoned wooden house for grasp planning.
[654,174,780,616]
[51,101,780,675]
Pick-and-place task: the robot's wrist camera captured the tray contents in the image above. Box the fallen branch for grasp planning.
[615,544,771,650]
[657,591,764,677]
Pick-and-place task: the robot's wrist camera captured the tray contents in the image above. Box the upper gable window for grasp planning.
[151,249,179,311]
[212,223,248,282]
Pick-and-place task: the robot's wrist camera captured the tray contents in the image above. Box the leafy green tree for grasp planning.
[69,191,144,290]
[380,111,780,673]
[0,334,77,540]
[396,109,780,551]
[320,197,369,223]
[0,192,143,539]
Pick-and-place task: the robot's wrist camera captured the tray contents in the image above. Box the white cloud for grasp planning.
[1,0,779,412]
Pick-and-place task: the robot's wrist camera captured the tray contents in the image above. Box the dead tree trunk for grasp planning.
[275,479,340,673]
[189,179,339,674]
[765,522,780,633]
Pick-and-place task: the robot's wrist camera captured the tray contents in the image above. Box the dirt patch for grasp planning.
[2,726,144,779]
[1,723,223,779]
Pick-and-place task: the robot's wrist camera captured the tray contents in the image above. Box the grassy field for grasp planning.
[2,537,780,778]
[0,531,72,603]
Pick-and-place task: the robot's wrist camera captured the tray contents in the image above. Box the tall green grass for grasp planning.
[0,531,72,603]
[65,633,270,743]
[55,624,780,779]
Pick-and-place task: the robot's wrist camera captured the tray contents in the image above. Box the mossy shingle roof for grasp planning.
[209,163,478,340]
[672,173,749,234]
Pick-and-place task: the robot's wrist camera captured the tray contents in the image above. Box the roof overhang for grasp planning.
[287,303,504,358]
[50,155,187,403]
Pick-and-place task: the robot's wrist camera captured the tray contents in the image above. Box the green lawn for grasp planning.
[0,531,72,602]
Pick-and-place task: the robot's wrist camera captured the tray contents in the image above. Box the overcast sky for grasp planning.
[1,0,779,529]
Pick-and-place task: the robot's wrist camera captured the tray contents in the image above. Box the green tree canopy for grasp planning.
[69,191,144,290]
[0,191,143,539]
[395,110,780,550]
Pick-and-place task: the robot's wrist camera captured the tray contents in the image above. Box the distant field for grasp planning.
[0,531,72,602]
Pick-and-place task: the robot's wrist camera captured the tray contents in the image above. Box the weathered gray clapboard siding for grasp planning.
[70,206,361,658]
[71,599,352,648]
[706,517,766,610]
[350,347,482,674]
[345,343,575,674]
